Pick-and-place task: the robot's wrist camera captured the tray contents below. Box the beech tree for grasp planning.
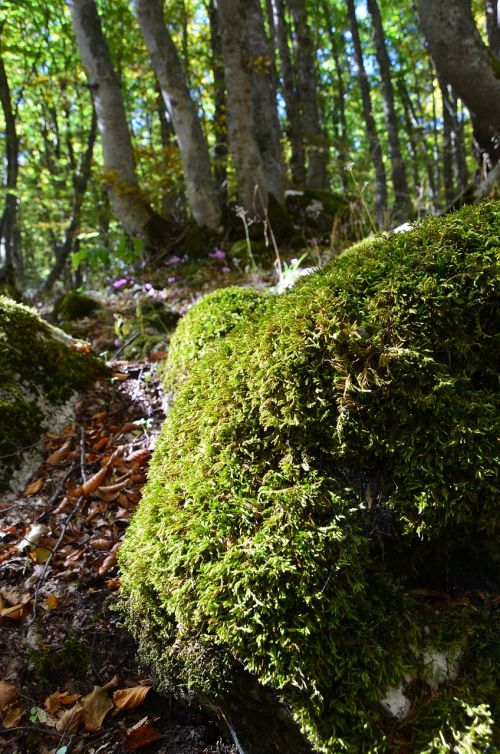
[0,38,20,286]
[418,0,500,169]
[67,0,170,250]
[133,0,222,232]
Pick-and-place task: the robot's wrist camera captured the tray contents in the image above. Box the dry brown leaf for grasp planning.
[111,372,128,381]
[89,538,112,551]
[0,593,31,619]
[102,675,120,691]
[80,465,109,497]
[147,350,168,362]
[81,686,114,731]
[55,703,84,734]
[98,552,117,577]
[45,595,59,610]
[23,477,44,496]
[113,686,151,712]
[105,576,121,590]
[124,723,161,751]
[0,681,16,712]
[32,706,58,727]
[45,690,81,715]
[2,701,25,728]
[46,440,72,466]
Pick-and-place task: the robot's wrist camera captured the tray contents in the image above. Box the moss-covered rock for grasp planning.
[53,290,99,321]
[0,296,105,492]
[161,286,268,393]
[120,202,500,753]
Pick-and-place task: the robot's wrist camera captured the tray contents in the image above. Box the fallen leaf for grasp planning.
[30,546,52,564]
[46,440,72,466]
[113,686,151,712]
[0,681,16,712]
[147,350,168,362]
[32,706,58,727]
[55,703,84,734]
[2,701,25,728]
[98,552,117,576]
[23,478,44,496]
[80,465,109,497]
[102,676,120,691]
[89,538,112,551]
[105,576,121,590]
[124,724,161,751]
[111,372,128,381]
[45,691,81,715]
[45,595,59,610]
[71,342,90,353]
[0,593,31,619]
[81,686,114,731]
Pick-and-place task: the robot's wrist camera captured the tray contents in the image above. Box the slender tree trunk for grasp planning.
[366,0,411,218]
[418,0,500,169]
[321,0,349,191]
[0,42,20,287]
[287,0,328,188]
[485,0,500,57]
[346,0,387,226]
[452,93,469,189]
[398,80,421,198]
[67,0,171,251]
[439,76,456,203]
[242,0,286,202]
[207,0,228,207]
[270,0,305,185]
[134,0,222,231]
[215,0,268,213]
[39,109,97,294]
[406,77,439,210]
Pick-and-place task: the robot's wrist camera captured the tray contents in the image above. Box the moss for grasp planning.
[120,202,500,752]
[0,296,105,491]
[161,286,269,393]
[53,290,99,321]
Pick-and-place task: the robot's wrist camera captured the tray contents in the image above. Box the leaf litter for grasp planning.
[0,355,235,754]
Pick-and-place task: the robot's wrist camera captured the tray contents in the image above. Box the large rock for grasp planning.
[0,297,105,493]
[120,202,500,753]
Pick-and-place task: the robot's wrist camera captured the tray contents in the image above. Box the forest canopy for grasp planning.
[0,0,499,294]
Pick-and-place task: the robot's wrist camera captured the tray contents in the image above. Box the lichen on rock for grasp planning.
[120,202,500,753]
[0,296,105,493]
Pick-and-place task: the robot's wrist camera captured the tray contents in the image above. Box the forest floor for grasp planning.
[0,252,279,754]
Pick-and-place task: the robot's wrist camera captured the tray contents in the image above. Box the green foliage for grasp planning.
[120,202,499,752]
[0,296,105,490]
[161,286,269,393]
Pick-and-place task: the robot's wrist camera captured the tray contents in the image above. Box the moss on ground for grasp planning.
[161,286,269,393]
[120,202,500,752]
[0,296,105,491]
[53,290,99,321]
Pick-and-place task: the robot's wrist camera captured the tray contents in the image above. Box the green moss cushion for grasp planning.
[161,286,268,393]
[0,297,105,492]
[120,202,500,753]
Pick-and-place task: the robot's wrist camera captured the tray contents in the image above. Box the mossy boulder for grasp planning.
[53,290,99,322]
[161,286,268,393]
[0,296,105,493]
[120,202,500,753]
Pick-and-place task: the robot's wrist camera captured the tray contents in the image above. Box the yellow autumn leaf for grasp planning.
[113,686,151,711]
[81,686,113,731]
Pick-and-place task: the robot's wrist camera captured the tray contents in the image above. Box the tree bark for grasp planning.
[366,0,411,218]
[418,0,500,168]
[242,0,286,203]
[287,0,328,189]
[67,0,171,250]
[346,0,388,226]
[485,0,500,57]
[215,0,269,213]
[0,40,20,287]
[133,0,222,231]
[439,76,456,204]
[270,0,305,186]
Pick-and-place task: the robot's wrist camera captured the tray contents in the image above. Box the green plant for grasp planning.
[120,202,500,753]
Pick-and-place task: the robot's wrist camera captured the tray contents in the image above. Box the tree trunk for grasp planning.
[366,0,411,219]
[398,80,421,200]
[207,0,228,207]
[67,0,171,250]
[346,0,388,226]
[0,41,20,287]
[451,92,469,190]
[216,0,268,213]
[485,0,500,57]
[418,0,500,169]
[133,0,222,231]
[242,0,286,203]
[270,0,305,185]
[39,108,97,295]
[321,0,349,191]
[439,76,456,203]
[287,0,328,189]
